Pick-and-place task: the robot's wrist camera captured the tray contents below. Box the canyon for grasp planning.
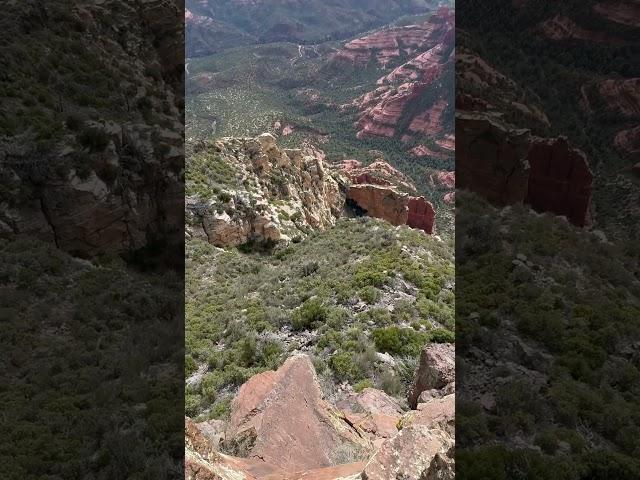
[336,8,454,150]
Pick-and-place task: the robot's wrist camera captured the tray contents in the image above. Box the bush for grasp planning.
[430,328,455,343]
[354,379,374,393]
[330,352,364,383]
[78,126,110,152]
[372,327,428,356]
[292,298,327,331]
[359,286,379,304]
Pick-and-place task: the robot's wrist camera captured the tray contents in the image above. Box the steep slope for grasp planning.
[0,0,184,257]
[1,2,185,478]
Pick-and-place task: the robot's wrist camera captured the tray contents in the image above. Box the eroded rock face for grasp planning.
[334,9,452,68]
[456,113,594,227]
[346,185,435,234]
[186,134,344,247]
[408,344,455,409]
[341,160,436,234]
[407,197,436,234]
[615,125,640,155]
[339,159,417,193]
[225,355,371,473]
[456,114,532,206]
[526,137,594,227]
[341,10,454,148]
[539,15,613,43]
[1,122,183,257]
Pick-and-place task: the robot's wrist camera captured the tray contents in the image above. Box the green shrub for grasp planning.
[359,286,380,304]
[330,352,364,383]
[292,298,327,331]
[372,327,427,356]
[430,328,455,343]
[354,379,374,393]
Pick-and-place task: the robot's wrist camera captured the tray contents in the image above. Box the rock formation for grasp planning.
[456,47,594,227]
[615,126,640,155]
[334,9,453,68]
[457,113,594,227]
[186,133,344,247]
[525,137,594,227]
[340,10,454,147]
[408,343,455,409]
[186,347,456,480]
[224,355,371,472]
[339,159,417,193]
[346,185,435,234]
[362,394,455,480]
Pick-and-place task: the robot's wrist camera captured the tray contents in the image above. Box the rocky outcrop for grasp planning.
[615,126,640,155]
[334,9,453,68]
[337,388,403,449]
[592,78,640,117]
[408,344,455,409]
[346,185,435,234]
[433,171,455,189]
[186,134,344,247]
[362,399,455,480]
[456,113,593,227]
[187,350,455,480]
[456,114,532,206]
[339,159,417,193]
[539,15,614,43]
[456,49,550,128]
[225,355,371,472]
[525,137,594,227]
[1,124,183,258]
[341,158,436,234]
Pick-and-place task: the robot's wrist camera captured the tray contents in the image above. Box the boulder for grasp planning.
[336,388,404,417]
[361,424,454,480]
[408,344,455,409]
[409,394,455,436]
[225,355,371,473]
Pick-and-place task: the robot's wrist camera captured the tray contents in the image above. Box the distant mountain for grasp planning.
[185,0,438,57]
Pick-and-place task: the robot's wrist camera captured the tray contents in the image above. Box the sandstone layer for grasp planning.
[340,9,454,147]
